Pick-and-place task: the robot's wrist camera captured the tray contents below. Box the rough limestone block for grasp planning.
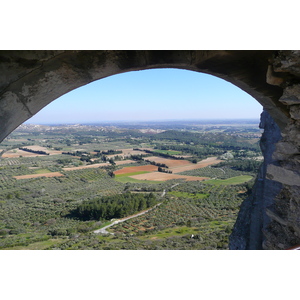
[275,141,299,157]
[279,84,300,105]
[290,105,300,120]
[267,164,300,186]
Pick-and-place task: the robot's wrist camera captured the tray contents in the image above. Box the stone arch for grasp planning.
[0,50,292,141]
[1,50,300,249]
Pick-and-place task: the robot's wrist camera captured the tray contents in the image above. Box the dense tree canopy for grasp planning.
[73,192,158,221]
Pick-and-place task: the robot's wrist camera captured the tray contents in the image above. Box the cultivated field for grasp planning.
[21,145,63,155]
[63,162,110,171]
[2,145,62,158]
[115,160,136,165]
[2,148,46,158]
[0,121,262,250]
[171,157,222,173]
[61,160,134,172]
[114,157,223,182]
[106,149,147,159]
[130,172,208,182]
[114,165,158,175]
[13,172,64,180]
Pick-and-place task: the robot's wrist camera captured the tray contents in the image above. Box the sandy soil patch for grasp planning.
[5,138,28,142]
[171,157,222,173]
[114,160,135,166]
[114,165,158,175]
[145,156,191,168]
[106,149,148,159]
[13,172,64,180]
[130,172,208,182]
[2,145,62,157]
[63,162,110,171]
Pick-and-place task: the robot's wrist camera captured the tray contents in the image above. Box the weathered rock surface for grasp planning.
[230,51,300,250]
[229,110,282,249]
[263,74,300,249]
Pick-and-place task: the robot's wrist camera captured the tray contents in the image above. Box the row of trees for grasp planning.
[135,148,185,160]
[158,167,173,173]
[98,150,122,155]
[62,150,89,157]
[130,154,151,161]
[19,147,49,155]
[145,160,169,168]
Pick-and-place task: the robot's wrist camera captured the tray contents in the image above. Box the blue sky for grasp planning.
[26,68,263,124]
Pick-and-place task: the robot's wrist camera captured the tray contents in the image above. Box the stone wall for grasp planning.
[230,51,300,249]
[261,52,300,249]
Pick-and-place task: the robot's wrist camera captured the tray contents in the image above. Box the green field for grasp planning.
[4,238,66,250]
[34,168,52,174]
[152,150,182,155]
[204,175,253,186]
[115,171,150,177]
[114,171,164,184]
[138,226,201,240]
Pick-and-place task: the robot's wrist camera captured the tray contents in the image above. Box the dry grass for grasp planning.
[106,148,147,159]
[114,160,135,165]
[2,149,45,158]
[13,172,64,180]
[2,145,62,157]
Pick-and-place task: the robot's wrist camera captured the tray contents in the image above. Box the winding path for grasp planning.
[93,203,162,235]
[93,183,180,235]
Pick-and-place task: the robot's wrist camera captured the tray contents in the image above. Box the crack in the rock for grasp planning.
[18,96,34,116]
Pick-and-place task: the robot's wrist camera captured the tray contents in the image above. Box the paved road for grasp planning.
[93,183,180,235]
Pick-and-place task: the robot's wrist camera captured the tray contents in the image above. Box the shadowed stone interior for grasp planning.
[1,50,300,249]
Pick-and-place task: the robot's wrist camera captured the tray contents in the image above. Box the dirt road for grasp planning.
[93,183,179,235]
[93,203,162,234]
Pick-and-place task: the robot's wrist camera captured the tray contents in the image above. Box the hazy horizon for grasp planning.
[23,117,261,126]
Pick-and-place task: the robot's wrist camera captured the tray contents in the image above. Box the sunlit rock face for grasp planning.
[229,110,282,249]
[1,50,300,249]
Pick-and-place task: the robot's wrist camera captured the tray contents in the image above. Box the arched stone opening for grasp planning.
[1,50,300,249]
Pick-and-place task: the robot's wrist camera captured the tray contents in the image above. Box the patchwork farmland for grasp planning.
[0,121,262,249]
[114,156,223,182]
